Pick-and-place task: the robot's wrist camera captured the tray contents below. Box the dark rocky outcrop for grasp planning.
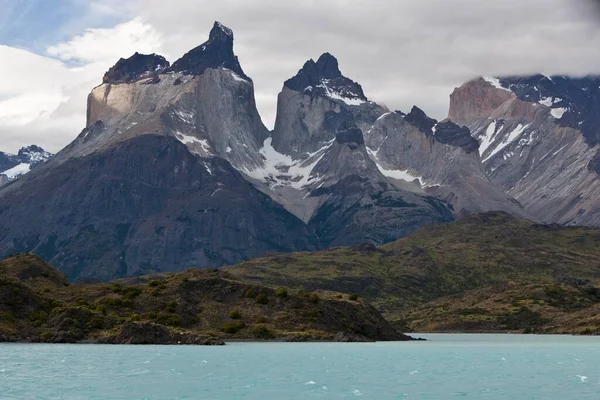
[284,53,367,102]
[434,121,479,154]
[103,53,170,84]
[167,22,250,80]
[404,106,437,135]
[101,322,225,345]
[0,135,316,281]
[498,75,600,145]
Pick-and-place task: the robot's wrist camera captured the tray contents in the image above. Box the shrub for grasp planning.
[148,280,160,287]
[151,288,161,297]
[223,320,246,334]
[245,289,255,298]
[256,316,267,323]
[111,284,123,294]
[166,301,178,313]
[309,293,320,304]
[255,294,269,305]
[96,304,107,315]
[152,312,182,327]
[349,294,358,301]
[251,324,275,340]
[336,294,343,299]
[129,313,142,322]
[275,288,288,298]
[103,297,124,308]
[308,308,318,318]
[228,310,241,319]
[76,299,90,307]
[124,287,142,299]
[89,316,105,329]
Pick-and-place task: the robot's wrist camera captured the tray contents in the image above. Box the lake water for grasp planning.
[1,334,599,399]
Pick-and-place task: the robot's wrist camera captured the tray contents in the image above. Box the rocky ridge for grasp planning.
[450,75,600,224]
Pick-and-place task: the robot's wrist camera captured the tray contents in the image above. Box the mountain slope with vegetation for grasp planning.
[0,254,407,344]
[228,212,600,333]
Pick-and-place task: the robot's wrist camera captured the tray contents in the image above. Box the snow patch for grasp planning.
[375,112,392,122]
[539,97,562,107]
[175,111,195,125]
[317,79,366,106]
[483,77,512,92]
[478,120,499,156]
[175,132,212,155]
[228,70,250,84]
[244,137,333,190]
[3,163,30,179]
[551,108,566,119]
[226,146,232,153]
[483,123,530,162]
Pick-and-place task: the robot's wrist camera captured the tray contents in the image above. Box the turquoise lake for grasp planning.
[1,334,599,399]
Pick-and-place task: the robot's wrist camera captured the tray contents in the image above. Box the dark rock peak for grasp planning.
[404,106,437,135]
[497,74,600,145]
[434,121,479,154]
[167,21,250,81]
[335,122,365,147]
[402,106,478,153]
[284,53,367,102]
[17,145,45,158]
[210,21,234,41]
[0,145,52,173]
[103,53,170,84]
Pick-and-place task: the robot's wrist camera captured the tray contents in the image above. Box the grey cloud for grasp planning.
[3,0,600,152]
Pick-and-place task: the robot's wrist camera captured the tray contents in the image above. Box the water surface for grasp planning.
[1,334,599,399]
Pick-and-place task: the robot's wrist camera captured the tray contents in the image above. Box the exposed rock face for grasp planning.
[102,322,225,345]
[364,109,531,218]
[0,23,548,281]
[0,135,316,281]
[0,145,53,182]
[103,53,170,84]
[167,22,249,81]
[450,76,600,224]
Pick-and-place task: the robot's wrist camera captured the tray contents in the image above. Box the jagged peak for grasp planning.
[103,52,170,84]
[167,21,249,80]
[403,106,437,135]
[210,21,234,39]
[284,53,367,104]
[472,74,600,145]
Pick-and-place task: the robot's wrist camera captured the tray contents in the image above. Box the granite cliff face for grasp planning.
[0,22,556,281]
[450,76,600,224]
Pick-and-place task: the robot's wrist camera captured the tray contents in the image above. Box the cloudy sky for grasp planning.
[1,0,600,153]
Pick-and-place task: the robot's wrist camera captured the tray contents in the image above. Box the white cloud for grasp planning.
[47,17,164,63]
[2,0,600,153]
[0,18,164,153]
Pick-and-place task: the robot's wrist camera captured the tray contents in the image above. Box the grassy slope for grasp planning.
[0,254,405,343]
[227,212,600,333]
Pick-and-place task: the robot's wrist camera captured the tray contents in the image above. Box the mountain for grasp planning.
[228,212,600,334]
[242,52,455,245]
[0,22,315,281]
[0,22,465,281]
[450,75,600,225]
[0,145,53,185]
[363,107,531,218]
[0,254,407,343]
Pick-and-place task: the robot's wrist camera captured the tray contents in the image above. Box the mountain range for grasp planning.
[0,145,53,186]
[0,21,599,282]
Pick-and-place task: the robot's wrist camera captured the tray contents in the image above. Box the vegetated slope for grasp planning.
[0,254,407,344]
[228,212,600,333]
